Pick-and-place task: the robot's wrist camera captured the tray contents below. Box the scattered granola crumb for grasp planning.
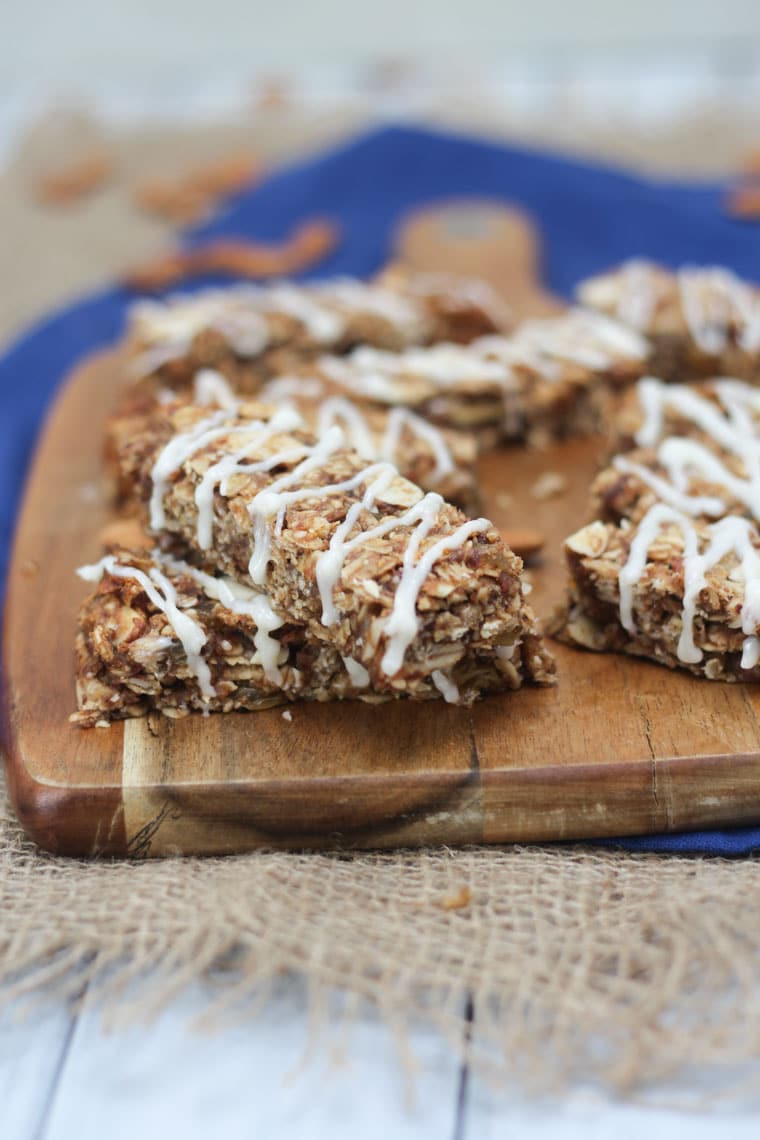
[741,148,760,177]
[99,517,150,551]
[500,528,545,560]
[133,153,262,226]
[725,184,760,221]
[185,152,260,198]
[531,471,567,500]
[495,491,513,510]
[440,886,472,911]
[35,151,113,205]
[253,77,293,111]
[124,219,341,291]
[282,709,293,722]
[133,180,211,226]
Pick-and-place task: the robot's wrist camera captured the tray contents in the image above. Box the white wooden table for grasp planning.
[4,981,760,1139]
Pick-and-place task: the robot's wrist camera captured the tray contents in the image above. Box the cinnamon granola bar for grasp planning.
[108,371,480,511]
[72,548,360,725]
[103,401,554,713]
[125,272,508,393]
[319,307,648,444]
[577,260,760,381]
[556,375,760,680]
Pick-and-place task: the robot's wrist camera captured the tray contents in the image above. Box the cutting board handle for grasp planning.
[394,198,564,319]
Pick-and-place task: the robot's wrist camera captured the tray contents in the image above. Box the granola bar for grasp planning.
[612,375,760,455]
[593,377,760,526]
[125,272,508,393]
[107,371,480,511]
[254,375,479,509]
[556,513,760,681]
[577,260,760,381]
[319,307,649,443]
[556,375,760,680]
[72,547,358,725]
[113,401,554,700]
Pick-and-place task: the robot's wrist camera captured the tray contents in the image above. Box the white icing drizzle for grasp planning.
[380,408,454,482]
[321,343,511,406]
[150,408,233,531]
[431,669,460,703]
[577,260,663,332]
[618,503,760,668]
[341,656,370,688]
[147,398,491,683]
[128,342,190,380]
[311,473,490,675]
[613,453,727,518]
[380,500,491,676]
[478,308,648,375]
[316,397,455,483]
[678,267,760,355]
[315,463,407,626]
[317,397,377,460]
[259,375,326,402]
[193,405,304,550]
[129,291,271,378]
[742,636,760,670]
[634,376,760,450]
[616,260,661,331]
[316,278,427,339]
[128,276,444,381]
[193,369,239,410]
[77,554,215,699]
[316,482,490,676]
[247,426,351,585]
[617,377,760,520]
[261,284,345,342]
[322,309,645,410]
[157,554,286,685]
[399,271,510,327]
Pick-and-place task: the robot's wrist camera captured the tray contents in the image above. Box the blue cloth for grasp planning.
[3,123,760,855]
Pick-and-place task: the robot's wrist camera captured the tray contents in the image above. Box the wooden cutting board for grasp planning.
[5,201,760,858]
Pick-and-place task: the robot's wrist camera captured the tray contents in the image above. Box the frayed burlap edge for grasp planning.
[4,775,760,1096]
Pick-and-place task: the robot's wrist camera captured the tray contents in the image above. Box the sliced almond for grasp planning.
[500,528,545,560]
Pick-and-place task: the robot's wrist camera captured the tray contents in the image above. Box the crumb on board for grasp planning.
[494,491,513,510]
[133,180,211,226]
[123,219,341,291]
[724,184,760,221]
[741,148,760,177]
[133,152,262,226]
[99,517,151,551]
[35,151,113,205]
[440,886,472,911]
[499,528,545,560]
[531,471,567,500]
[282,709,293,722]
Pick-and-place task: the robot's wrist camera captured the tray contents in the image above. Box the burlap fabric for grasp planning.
[3,106,760,1094]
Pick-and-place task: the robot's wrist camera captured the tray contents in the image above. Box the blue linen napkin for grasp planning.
[3,123,760,855]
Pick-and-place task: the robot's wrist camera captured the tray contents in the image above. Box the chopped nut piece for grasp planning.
[36,151,113,205]
[440,886,472,910]
[531,471,567,500]
[133,153,261,226]
[724,184,760,221]
[500,528,545,560]
[99,517,151,551]
[123,220,341,291]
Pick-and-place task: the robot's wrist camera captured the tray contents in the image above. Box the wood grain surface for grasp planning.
[4,202,760,857]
